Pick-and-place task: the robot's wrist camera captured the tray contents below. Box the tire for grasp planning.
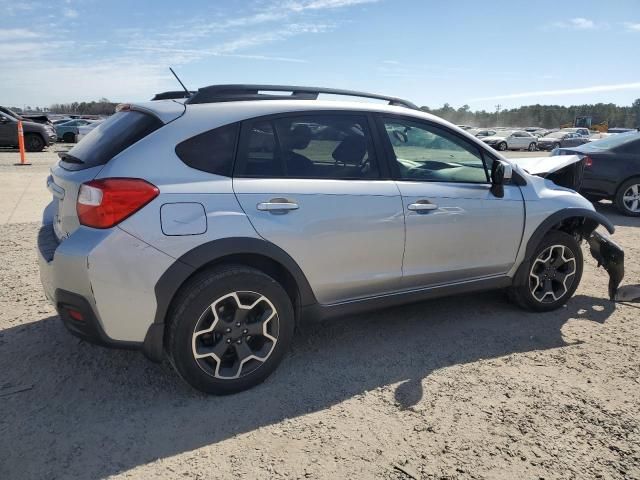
[24,133,45,152]
[62,132,75,143]
[614,177,640,217]
[528,142,537,152]
[166,265,295,395]
[498,142,507,151]
[509,231,583,312]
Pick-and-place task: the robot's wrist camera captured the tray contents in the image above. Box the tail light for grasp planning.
[584,156,593,168]
[77,178,159,228]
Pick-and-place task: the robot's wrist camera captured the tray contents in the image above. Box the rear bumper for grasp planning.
[37,222,172,361]
[56,289,141,350]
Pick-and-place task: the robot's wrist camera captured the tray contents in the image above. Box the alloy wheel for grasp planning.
[191,291,279,379]
[622,184,640,213]
[529,244,577,303]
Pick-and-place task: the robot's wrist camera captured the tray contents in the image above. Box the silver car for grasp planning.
[481,130,538,151]
[38,85,623,394]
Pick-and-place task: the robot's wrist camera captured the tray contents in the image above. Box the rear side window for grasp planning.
[64,111,163,170]
[175,123,240,176]
[236,114,379,179]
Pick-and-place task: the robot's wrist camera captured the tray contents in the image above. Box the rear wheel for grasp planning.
[24,133,45,152]
[167,265,295,395]
[498,142,507,151]
[614,178,640,217]
[528,142,537,151]
[509,231,583,312]
[62,132,75,143]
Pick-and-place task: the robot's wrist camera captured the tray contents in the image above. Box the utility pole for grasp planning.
[495,104,502,125]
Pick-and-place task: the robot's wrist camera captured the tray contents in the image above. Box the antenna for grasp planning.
[169,67,190,97]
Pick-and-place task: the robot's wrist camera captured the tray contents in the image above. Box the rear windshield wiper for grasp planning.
[58,152,84,164]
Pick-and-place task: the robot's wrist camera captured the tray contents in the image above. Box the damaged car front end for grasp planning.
[511,154,625,300]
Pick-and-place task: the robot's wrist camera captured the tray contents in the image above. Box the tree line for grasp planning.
[421,99,640,129]
[8,98,640,129]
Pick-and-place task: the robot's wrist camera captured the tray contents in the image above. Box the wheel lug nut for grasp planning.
[225,328,231,333]
[236,339,242,344]
[236,322,241,327]
[226,338,231,344]
[243,329,248,334]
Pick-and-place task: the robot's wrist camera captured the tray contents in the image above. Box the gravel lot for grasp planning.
[1,147,639,479]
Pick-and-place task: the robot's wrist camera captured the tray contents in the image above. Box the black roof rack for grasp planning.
[151,90,195,101]
[184,84,419,110]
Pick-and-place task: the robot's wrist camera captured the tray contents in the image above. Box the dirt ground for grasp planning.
[1,147,639,479]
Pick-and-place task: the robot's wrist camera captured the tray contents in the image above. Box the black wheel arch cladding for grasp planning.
[151,236,317,343]
[524,208,614,261]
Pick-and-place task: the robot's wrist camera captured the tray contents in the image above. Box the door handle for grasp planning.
[257,199,299,213]
[407,201,438,212]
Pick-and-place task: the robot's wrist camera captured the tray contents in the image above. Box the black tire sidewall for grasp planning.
[614,178,640,217]
[25,134,44,152]
[168,267,294,395]
[499,142,507,151]
[515,231,583,312]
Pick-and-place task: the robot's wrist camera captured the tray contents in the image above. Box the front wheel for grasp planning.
[167,265,295,395]
[24,133,45,152]
[498,142,508,151]
[528,142,537,151]
[509,231,583,312]
[614,178,640,217]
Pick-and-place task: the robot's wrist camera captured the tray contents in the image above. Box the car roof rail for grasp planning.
[151,90,195,101]
[184,84,420,110]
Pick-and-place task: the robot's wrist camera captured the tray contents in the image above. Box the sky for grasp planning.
[1,0,640,110]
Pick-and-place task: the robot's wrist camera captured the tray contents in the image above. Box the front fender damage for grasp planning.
[586,231,624,300]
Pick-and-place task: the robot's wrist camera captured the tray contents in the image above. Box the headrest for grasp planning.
[287,124,312,149]
[332,135,366,165]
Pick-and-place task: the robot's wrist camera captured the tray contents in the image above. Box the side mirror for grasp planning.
[490,160,512,198]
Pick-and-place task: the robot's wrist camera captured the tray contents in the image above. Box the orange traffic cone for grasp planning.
[14,120,32,166]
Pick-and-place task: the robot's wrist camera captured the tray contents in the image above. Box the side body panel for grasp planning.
[397,182,525,287]
[234,178,405,304]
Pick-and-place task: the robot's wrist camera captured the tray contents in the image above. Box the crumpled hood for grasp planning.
[508,154,582,176]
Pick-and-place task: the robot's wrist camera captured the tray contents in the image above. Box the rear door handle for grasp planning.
[257,199,299,213]
[407,201,438,212]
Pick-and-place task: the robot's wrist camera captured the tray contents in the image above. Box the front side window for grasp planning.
[237,114,378,179]
[383,118,489,183]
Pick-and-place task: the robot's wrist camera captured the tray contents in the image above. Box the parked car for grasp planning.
[55,119,96,143]
[537,131,590,151]
[0,110,56,151]
[481,130,538,151]
[469,128,497,138]
[560,127,591,138]
[75,121,103,142]
[38,84,622,394]
[607,128,636,134]
[52,118,73,125]
[554,131,640,216]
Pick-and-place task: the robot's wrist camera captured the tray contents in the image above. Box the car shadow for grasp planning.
[0,292,615,479]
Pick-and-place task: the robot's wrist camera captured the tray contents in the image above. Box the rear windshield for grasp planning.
[62,111,163,170]
[584,131,640,151]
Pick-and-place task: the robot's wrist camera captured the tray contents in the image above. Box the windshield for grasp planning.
[544,132,566,139]
[585,131,640,150]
